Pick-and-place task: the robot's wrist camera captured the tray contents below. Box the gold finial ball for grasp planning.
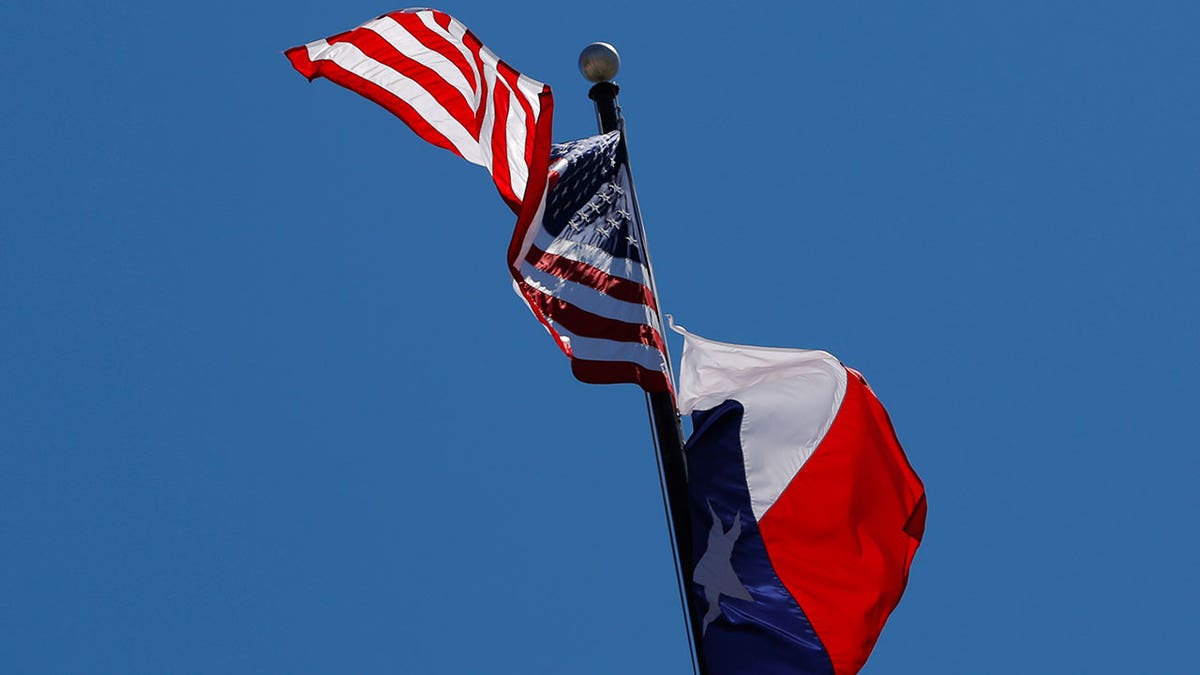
[579,42,620,82]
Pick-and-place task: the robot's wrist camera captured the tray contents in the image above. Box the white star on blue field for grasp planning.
[693,504,753,634]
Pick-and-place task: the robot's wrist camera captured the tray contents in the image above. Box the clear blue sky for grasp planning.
[3,1,1197,673]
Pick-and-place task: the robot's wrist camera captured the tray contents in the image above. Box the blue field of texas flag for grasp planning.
[673,322,927,675]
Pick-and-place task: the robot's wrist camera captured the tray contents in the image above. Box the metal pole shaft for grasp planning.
[588,81,708,674]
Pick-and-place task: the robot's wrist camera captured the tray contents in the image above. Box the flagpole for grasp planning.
[580,43,709,675]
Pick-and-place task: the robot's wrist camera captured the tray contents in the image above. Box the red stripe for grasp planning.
[456,22,485,57]
[489,78,516,208]
[495,61,537,169]
[526,246,658,311]
[289,53,461,160]
[462,31,492,185]
[326,30,477,135]
[507,88,555,269]
[520,284,666,355]
[284,46,318,79]
[571,359,672,393]
[431,10,453,32]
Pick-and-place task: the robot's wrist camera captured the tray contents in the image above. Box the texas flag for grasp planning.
[672,322,926,675]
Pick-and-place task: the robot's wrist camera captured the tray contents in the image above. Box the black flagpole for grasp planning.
[581,44,709,674]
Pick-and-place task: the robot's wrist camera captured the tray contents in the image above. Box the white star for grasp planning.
[609,183,624,195]
[616,208,631,221]
[625,234,639,247]
[586,201,603,214]
[694,504,753,634]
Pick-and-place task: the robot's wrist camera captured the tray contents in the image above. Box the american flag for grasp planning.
[285,8,552,212]
[287,9,670,393]
[510,132,671,393]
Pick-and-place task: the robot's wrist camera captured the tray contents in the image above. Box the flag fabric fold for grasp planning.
[674,322,925,675]
[286,9,670,392]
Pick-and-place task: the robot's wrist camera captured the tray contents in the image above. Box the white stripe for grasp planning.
[673,323,848,521]
[515,73,545,102]
[423,13,482,97]
[476,62,500,192]
[514,191,549,266]
[305,39,483,165]
[520,263,660,331]
[500,82,529,199]
[531,229,652,287]
[366,17,476,108]
[552,326,667,372]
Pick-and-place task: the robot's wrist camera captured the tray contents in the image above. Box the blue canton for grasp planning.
[544,131,645,266]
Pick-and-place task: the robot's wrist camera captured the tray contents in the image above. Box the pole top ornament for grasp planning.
[579,42,620,82]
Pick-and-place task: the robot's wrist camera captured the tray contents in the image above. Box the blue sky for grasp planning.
[3,1,1197,673]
